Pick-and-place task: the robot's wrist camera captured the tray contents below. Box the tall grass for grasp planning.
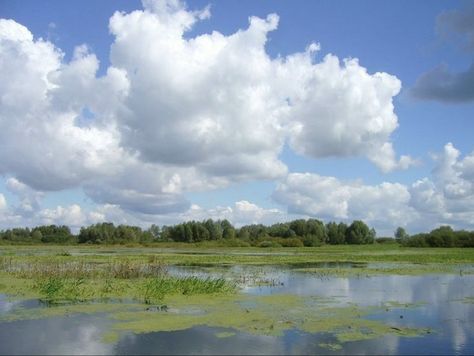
[140,276,235,304]
[1,257,168,279]
[1,255,235,303]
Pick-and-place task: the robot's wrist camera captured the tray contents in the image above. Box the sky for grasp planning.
[0,0,473,236]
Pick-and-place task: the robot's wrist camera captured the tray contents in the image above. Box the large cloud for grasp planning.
[108,6,287,180]
[273,173,416,229]
[273,143,474,234]
[0,19,127,191]
[108,0,412,174]
[1,0,413,222]
[281,53,413,172]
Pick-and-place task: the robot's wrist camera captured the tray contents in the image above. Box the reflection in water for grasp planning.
[0,266,473,355]
[0,295,42,314]
[0,314,114,355]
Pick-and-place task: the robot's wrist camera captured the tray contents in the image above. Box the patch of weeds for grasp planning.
[138,277,236,304]
[215,331,236,338]
[462,296,474,304]
[319,342,342,351]
[57,251,71,257]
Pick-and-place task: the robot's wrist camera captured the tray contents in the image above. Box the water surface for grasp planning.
[1,265,473,355]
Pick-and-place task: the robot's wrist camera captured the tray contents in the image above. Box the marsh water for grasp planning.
[1,264,473,355]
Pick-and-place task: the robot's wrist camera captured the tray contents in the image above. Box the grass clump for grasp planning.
[0,255,235,303]
[139,276,235,304]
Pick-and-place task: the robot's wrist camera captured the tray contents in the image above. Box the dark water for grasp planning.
[1,266,473,355]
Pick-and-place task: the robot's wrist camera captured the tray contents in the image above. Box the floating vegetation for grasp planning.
[20,293,428,344]
[319,342,343,351]
[462,296,474,304]
[292,263,474,277]
[215,331,236,338]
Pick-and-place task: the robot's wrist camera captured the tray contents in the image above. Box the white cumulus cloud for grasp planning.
[273,143,474,234]
[0,0,419,226]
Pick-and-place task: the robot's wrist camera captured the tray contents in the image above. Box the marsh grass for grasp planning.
[140,276,235,304]
[1,257,168,279]
[0,255,235,303]
[30,275,235,303]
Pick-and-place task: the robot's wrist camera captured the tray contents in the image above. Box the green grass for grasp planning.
[0,255,235,303]
[2,244,474,264]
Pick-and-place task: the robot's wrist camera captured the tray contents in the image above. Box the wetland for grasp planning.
[0,245,473,354]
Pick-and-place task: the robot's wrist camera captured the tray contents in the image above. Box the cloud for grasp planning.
[432,142,474,199]
[179,200,285,227]
[5,177,44,216]
[0,19,127,191]
[411,3,474,103]
[273,173,416,231]
[1,143,473,234]
[35,200,286,230]
[283,54,414,172]
[273,143,474,234]
[108,0,411,173]
[436,3,474,51]
[108,5,287,179]
[1,0,414,223]
[38,204,87,228]
[411,63,474,103]
[0,194,6,211]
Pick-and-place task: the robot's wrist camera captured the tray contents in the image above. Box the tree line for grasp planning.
[395,226,474,248]
[0,219,473,247]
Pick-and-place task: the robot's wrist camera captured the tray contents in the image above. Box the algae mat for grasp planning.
[0,293,431,351]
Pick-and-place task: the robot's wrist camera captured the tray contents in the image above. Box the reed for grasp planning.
[0,255,235,303]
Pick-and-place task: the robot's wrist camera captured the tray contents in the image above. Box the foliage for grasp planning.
[0,225,75,244]
[2,219,474,248]
[326,222,347,245]
[346,220,374,244]
[375,237,397,244]
[394,227,409,243]
[402,226,474,248]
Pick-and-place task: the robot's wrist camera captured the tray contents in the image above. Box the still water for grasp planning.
[0,265,473,355]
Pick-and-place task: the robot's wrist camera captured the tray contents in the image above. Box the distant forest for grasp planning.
[1,219,473,248]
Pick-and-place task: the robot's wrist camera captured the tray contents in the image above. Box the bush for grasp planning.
[258,240,282,248]
[280,237,304,247]
[375,237,397,244]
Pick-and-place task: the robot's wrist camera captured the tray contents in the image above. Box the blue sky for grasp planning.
[0,0,473,235]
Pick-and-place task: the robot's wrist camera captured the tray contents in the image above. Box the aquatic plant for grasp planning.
[139,276,234,304]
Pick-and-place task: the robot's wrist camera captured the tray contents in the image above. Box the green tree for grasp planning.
[346,220,372,244]
[326,222,346,244]
[221,220,235,239]
[394,227,409,243]
[147,224,161,241]
[428,226,454,247]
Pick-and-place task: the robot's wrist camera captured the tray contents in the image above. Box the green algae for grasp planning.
[382,301,426,309]
[0,287,433,346]
[103,293,431,343]
[319,342,343,351]
[215,331,236,338]
[293,263,473,277]
[462,296,474,304]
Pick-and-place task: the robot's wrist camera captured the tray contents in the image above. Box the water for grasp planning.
[1,265,473,355]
